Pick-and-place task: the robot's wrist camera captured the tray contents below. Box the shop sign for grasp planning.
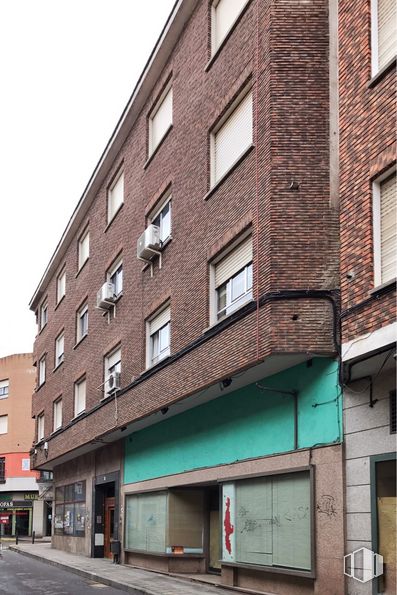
[24,493,38,500]
[0,501,13,508]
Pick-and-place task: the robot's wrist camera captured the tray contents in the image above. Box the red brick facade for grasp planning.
[31,0,338,468]
[339,0,396,343]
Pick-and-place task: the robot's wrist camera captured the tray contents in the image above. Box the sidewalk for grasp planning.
[8,543,243,595]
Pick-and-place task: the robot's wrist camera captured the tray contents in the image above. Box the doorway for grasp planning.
[104,497,115,559]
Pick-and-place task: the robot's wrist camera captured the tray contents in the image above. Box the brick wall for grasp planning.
[31,0,338,466]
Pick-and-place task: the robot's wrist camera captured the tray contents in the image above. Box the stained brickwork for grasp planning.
[31,0,338,467]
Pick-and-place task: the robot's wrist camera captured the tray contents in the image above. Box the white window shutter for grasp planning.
[0,415,8,434]
[380,173,397,283]
[213,0,248,52]
[107,348,121,370]
[109,172,124,219]
[214,90,253,184]
[75,379,86,415]
[151,87,173,154]
[215,236,253,288]
[378,0,397,69]
[150,306,171,335]
[0,380,8,390]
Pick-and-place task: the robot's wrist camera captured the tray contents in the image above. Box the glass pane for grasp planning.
[64,484,74,502]
[159,323,170,352]
[54,504,64,535]
[55,486,64,502]
[125,492,167,553]
[247,263,253,289]
[161,203,171,240]
[74,502,86,536]
[74,481,86,501]
[376,460,396,571]
[231,269,245,302]
[151,333,160,361]
[217,284,227,318]
[63,503,74,535]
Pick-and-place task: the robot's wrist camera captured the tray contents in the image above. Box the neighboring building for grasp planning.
[0,353,46,537]
[29,1,344,593]
[339,0,396,593]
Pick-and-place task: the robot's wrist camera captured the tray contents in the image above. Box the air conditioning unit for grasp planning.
[97,282,115,310]
[107,372,121,393]
[137,224,161,261]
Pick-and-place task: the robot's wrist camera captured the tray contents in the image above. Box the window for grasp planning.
[22,459,30,471]
[0,379,9,399]
[373,170,396,286]
[147,306,170,368]
[108,169,124,223]
[57,268,66,303]
[149,84,173,156]
[78,229,89,270]
[223,471,312,571]
[0,457,5,483]
[104,347,121,396]
[76,303,88,343]
[54,481,86,537]
[55,332,65,367]
[38,356,46,386]
[152,198,172,243]
[0,415,8,435]
[211,235,253,322]
[37,413,45,442]
[211,88,253,186]
[107,258,123,297]
[74,377,86,417]
[40,300,48,330]
[211,0,250,55]
[390,390,396,434]
[53,398,62,432]
[371,0,397,75]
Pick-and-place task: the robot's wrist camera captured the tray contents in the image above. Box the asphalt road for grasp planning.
[0,549,123,594]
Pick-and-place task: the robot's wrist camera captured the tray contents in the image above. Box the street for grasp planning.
[0,549,123,594]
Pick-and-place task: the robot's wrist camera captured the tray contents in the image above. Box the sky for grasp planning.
[0,0,175,358]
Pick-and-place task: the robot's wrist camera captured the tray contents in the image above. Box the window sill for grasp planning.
[204,0,253,73]
[53,361,64,373]
[204,144,254,201]
[71,411,86,421]
[75,258,89,279]
[203,298,255,333]
[369,278,396,297]
[367,57,396,89]
[144,125,173,170]
[124,548,205,559]
[73,334,88,350]
[104,203,124,233]
[38,323,47,336]
[35,381,46,392]
[221,561,315,579]
[54,295,65,311]
[145,354,171,372]
[50,428,63,437]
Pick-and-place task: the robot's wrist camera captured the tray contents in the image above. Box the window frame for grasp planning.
[372,166,396,288]
[0,415,8,435]
[38,355,46,387]
[107,167,124,224]
[370,0,397,77]
[0,379,9,399]
[53,398,62,432]
[55,332,65,368]
[39,300,48,331]
[211,0,251,57]
[104,346,121,397]
[148,82,173,157]
[78,228,90,271]
[37,412,45,442]
[74,376,86,417]
[210,86,253,188]
[146,305,171,369]
[150,194,172,245]
[76,302,89,343]
[57,268,66,304]
[107,257,123,298]
[54,480,86,537]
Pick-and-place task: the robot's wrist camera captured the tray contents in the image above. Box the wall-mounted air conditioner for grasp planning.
[107,372,121,393]
[137,224,161,261]
[97,282,115,310]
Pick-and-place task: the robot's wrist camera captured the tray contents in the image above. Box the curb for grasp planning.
[8,546,158,595]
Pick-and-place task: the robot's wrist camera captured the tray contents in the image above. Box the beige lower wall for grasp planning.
[122,444,345,595]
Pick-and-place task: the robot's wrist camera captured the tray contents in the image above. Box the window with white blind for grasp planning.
[104,346,121,396]
[108,169,124,223]
[151,198,172,243]
[149,85,173,156]
[147,305,171,368]
[373,169,396,286]
[55,332,65,367]
[211,0,250,55]
[76,303,88,343]
[0,379,9,399]
[107,258,123,297]
[371,0,397,75]
[37,413,45,442]
[211,89,253,187]
[40,300,48,330]
[53,399,62,432]
[222,471,312,571]
[39,356,46,386]
[57,268,66,303]
[74,377,86,417]
[211,235,253,323]
[0,415,8,435]
[78,229,90,270]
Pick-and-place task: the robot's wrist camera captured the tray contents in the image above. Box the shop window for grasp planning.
[54,480,86,537]
[373,457,396,592]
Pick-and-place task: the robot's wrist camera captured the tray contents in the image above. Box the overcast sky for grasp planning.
[0,0,175,358]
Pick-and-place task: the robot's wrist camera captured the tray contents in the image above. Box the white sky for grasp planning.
[0,0,175,358]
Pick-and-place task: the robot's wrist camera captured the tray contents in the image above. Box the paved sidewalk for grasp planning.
[8,543,240,595]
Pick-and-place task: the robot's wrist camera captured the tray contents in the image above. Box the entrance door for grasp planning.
[104,497,115,559]
[208,487,221,573]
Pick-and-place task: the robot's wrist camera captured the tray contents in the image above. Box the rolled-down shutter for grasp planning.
[150,306,171,336]
[151,87,173,153]
[215,236,252,288]
[378,0,397,69]
[214,0,247,51]
[214,90,253,184]
[380,173,397,284]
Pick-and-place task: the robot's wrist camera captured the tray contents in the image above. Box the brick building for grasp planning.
[29,0,344,592]
[339,0,396,593]
[0,353,46,537]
